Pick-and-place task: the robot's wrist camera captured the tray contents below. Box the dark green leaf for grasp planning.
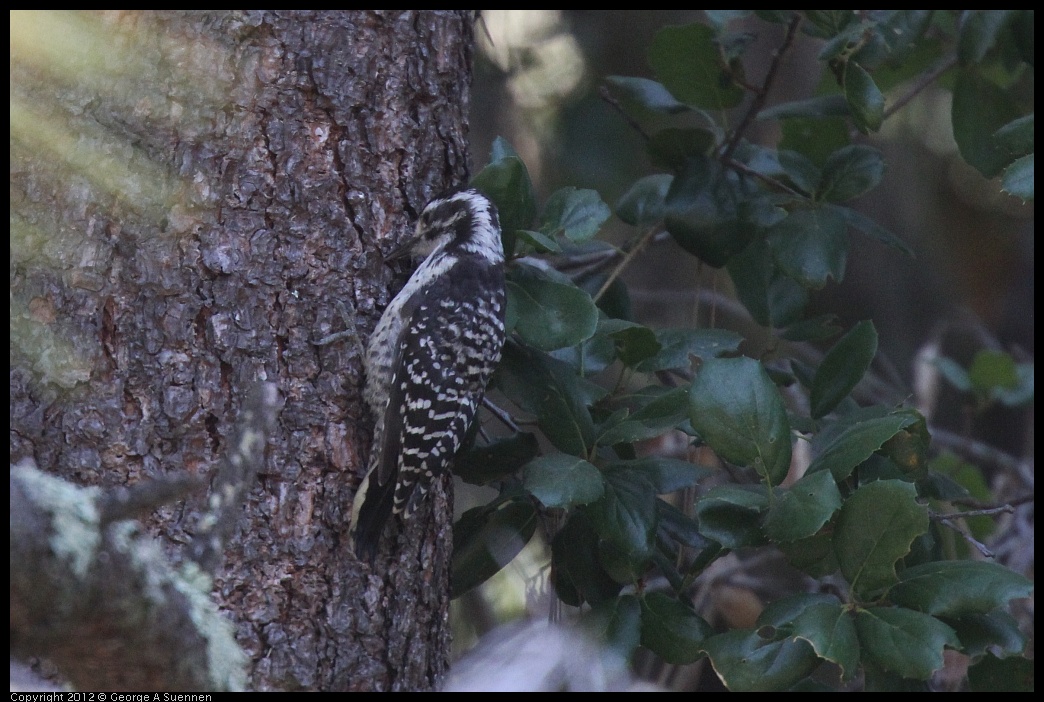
[641,592,712,664]
[779,530,839,578]
[957,10,1016,64]
[967,653,1035,692]
[690,356,792,485]
[523,454,604,508]
[663,155,758,268]
[695,485,769,548]
[514,229,561,253]
[540,187,611,242]
[553,513,623,606]
[760,595,860,680]
[626,387,690,433]
[587,465,658,563]
[496,342,597,456]
[817,145,885,202]
[808,410,920,480]
[456,432,539,485]
[615,174,674,227]
[452,500,537,597]
[952,69,1019,178]
[767,206,849,289]
[843,61,885,133]
[603,75,691,115]
[804,11,858,39]
[605,457,712,494]
[507,265,598,351]
[810,320,878,418]
[760,94,850,120]
[1001,153,1034,201]
[993,114,1034,158]
[634,327,743,372]
[727,237,811,327]
[472,137,536,239]
[598,319,661,367]
[854,606,959,680]
[647,128,716,171]
[889,561,1034,617]
[826,203,914,257]
[702,629,820,691]
[818,19,874,62]
[780,116,850,168]
[949,611,1027,658]
[648,23,744,110]
[764,470,843,543]
[834,480,929,599]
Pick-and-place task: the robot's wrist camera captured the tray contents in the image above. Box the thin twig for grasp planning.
[598,85,652,143]
[721,14,802,163]
[881,52,959,122]
[933,504,1016,520]
[593,227,658,302]
[937,517,994,558]
[723,157,807,198]
[482,396,521,433]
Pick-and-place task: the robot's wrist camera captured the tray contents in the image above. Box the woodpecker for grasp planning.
[349,188,506,561]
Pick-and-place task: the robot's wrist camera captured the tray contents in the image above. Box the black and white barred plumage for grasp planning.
[349,189,506,561]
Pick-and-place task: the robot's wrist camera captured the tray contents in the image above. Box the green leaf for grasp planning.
[587,465,658,563]
[949,611,1027,658]
[472,137,536,240]
[993,114,1034,158]
[603,75,692,115]
[647,128,716,171]
[455,432,539,485]
[452,500,538,597]
[584,595,643,659]
[496,343,597,456]
[843,61,885,133]
[779,530,839,578]
[514,229,561,253]
[808,410,920,481]
[634,327,743,372]
[889,561,1034,617]
[552,513,622,606]
[817,145,885,202]
[1001,153,1034,200]
[540,187,611,242]
[689,356,792,485]
[648,22,744,110]
[663,155,759,268]
[640,592,713,664]
[780,116,850,168]
[854,606,959,680]
[760,94,850,120]
[834,480,928,599]
[967,653,1035,692]
[727,237,811,327]
[695,485,769,548]
[780,313,842,343]
[764,470,843,543]
[598,319,661,367]
[810,320,878,418]
[968,349,1019,393]
[523,454,604,508]
[759,595,860,680]
[507,265,598,351]
[702,629,821,691]
[605,457,712,494]
[826,203,914,257]
[957,10,1016,64]
[952,69,1019,178]
[615,174,674,227]
[766,207,849,289]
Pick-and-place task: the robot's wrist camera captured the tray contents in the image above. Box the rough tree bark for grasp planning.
[10,10,475,691]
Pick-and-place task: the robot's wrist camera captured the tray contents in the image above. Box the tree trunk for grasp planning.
[10,9,474,691]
